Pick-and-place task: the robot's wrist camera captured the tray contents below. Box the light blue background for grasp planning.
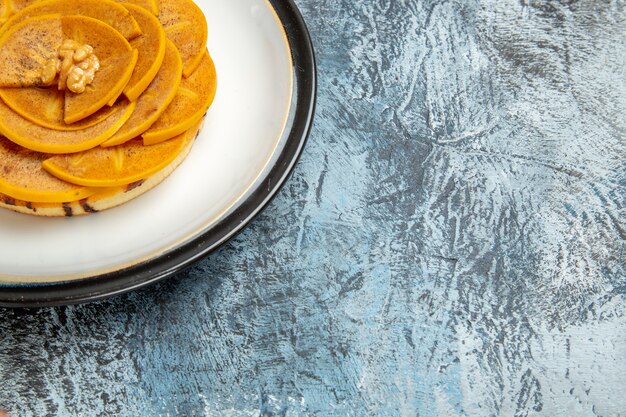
[1,0,625,415]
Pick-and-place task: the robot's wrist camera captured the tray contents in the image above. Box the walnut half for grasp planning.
[40,40,100,94]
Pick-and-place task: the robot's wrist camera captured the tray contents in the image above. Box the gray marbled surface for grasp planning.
[1,0,625,416]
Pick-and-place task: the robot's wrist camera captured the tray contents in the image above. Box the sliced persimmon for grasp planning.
[0,2,11,26]
[9,0,35,7]
[0,14,64,88]
[157,0,207,77]
[0,15,137,122]
[142,51,216,145]
[0,87,119,131]
[0,98,136,154]
[0,136,96,203]
[0,0,40,23]
[42,120,198,187]
[0,0,142,40]
[116,0,158,16]
[5,120,201,216]
[103,39,181,147]
[122,3,166,102]
[61,16,138,123]
[5,0,39,13]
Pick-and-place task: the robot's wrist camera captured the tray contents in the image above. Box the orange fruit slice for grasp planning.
[43,120,198,187]
[0,87,119,131]
[0,2,9,25]
[157,0,207,77]
[61,15,138,123]
[2,120,202,216]
[7,0,36,8]
[0,0,40,24]
[116,0,158,16]
[0,15,138,122]
[0,0,142,41]
[0,136,96,203]
[0,98,136,154]
[122,3,166,102]
[103,39,182,147]
[0,0,17,25]
[0,14,64,88]
[142,51,216,145]
[3,0,39,14]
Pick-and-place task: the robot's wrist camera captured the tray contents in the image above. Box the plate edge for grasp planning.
[0,0,317,308]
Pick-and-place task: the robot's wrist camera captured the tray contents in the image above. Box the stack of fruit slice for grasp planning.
[0,0,216,216]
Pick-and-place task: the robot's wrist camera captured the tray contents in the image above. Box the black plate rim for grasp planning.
[0,0,316,308]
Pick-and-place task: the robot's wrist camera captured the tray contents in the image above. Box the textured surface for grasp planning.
[1,0,625,416]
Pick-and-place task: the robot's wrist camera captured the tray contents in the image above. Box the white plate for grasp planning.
[0,0,315,306]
